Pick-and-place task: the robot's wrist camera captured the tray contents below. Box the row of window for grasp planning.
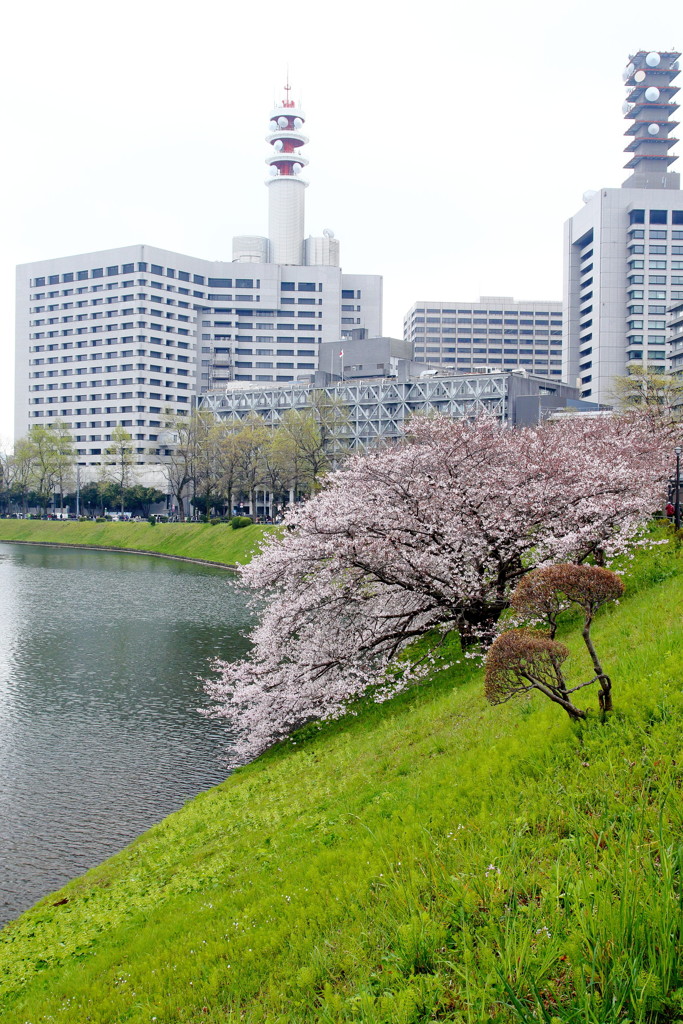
[32,311,193,325]
[414,347,560,357]
[628,230,683,239]
[629,209,683,225]
[233,362,315,369]
[33,282,208,301]
[410,308,561,316]
[30,338,191,353]
[411,320,561,328]
[232,374,300,383]
[31,266,264,288]
[411,331,561,339]
[628,261,683,269]
[202,331,320,344]
[627,275,683,285]
[205,347,315,356]
[628,246,683,254]
[418,357,564,371]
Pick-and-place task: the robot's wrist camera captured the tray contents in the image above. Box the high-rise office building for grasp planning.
[403,297,563,377]
[14,87,382,468]
[563,50,683,404]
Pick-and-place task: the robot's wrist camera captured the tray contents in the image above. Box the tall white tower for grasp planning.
[265,85,309,265]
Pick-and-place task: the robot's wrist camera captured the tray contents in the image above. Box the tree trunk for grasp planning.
[459,600,506,648]
[582,613,612,712]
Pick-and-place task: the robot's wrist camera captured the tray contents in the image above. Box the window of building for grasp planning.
[650,210,668,224]
[630,209,645,224]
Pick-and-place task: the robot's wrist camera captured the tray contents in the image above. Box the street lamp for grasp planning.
[676,446,681,531]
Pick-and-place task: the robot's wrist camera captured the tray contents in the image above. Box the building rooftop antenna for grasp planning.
[283,70,294,109]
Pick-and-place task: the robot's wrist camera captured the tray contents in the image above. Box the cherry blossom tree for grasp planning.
[203,413,670,765]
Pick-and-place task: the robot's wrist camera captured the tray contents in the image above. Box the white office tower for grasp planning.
[563,50,683,404]
[15,86,383,469]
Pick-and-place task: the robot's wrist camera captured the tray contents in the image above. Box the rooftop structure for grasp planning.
[622,50,681,188]
[199,370,597,450]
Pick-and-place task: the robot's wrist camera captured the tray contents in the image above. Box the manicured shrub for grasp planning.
[484,628,585,720]
[230,515,253,530]
[511,564,624,710]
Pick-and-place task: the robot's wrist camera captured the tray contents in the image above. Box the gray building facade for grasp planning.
[199,370,596,450]
[403,297,563,378]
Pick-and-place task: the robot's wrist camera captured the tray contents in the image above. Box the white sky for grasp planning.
[0,0,678,441]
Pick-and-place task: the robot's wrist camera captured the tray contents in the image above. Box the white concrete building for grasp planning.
[15,245,203,468]
[563,50,683,404]
[15,85,382,469]
[403,297,563,377]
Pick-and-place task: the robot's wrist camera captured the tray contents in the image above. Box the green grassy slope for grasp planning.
[1,542,683,1023]
[0,519,271,565]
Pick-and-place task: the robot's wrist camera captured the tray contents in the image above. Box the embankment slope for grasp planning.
[0,519,271,566]
[1,542,682,1022]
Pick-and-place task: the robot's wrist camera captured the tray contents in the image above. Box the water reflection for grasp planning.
[0,543,251,927]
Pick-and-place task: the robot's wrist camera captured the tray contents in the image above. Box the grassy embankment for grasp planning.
[1,536,683,1022]
[0,519,271,566]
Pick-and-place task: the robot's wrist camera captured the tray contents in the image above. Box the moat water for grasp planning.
[0,542,252,927]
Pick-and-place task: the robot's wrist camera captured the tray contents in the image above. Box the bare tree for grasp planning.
[28,422,75,513]
[610,365,683,426]
[234,413,270,516]
[103,426,135,515]
[276,392,350,492]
